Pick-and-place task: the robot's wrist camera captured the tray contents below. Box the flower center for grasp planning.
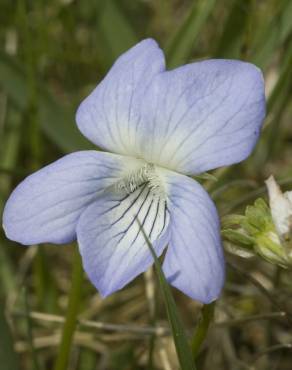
[115,163,166,199]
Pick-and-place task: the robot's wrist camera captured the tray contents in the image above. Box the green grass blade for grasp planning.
[0,303,19,370]
[0,248,17,297]
[0,52,92,153]
[253,42,292,167]
[96,0,138,66]
[0,107,22,208]
[251,0,292,67]
[33,248,59,313]
[215,0,252,58]
[267,43,292,114]
[166,0,216,68]
[138,221,196,370]
[54,246,83,370]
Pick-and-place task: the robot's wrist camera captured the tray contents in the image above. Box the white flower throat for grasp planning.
[115,162,166,200]
[109,161,170,249]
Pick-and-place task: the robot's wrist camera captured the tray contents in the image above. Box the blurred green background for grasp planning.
[0,0,292,369]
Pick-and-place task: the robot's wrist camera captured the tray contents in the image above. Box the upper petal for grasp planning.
[77,184,170,297]
[138,59,265,174]
[162,171,225,303]
[2,151,128,245]
[76,38,165,156]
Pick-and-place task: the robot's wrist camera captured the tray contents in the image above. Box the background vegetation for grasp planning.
[0,0,292,369]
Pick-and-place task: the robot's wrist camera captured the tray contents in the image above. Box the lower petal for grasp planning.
[77,184,170,297]
[3,151,127,245]
[163,171,225,303]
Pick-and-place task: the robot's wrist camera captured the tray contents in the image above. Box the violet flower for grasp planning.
[3,39,266,303]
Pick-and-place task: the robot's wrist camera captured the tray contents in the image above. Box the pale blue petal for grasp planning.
[163,171,225,303]
[3,151,127,245]
[77,185,170,297]
[138,59,265,174]
[76,38,165,157]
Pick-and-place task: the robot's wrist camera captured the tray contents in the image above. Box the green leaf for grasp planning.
[0,51,92,153]
[0,303,19,370]
[222,229,255,247]
[138,221,196,370]
[166,0,216,68]
[221,214,246,228]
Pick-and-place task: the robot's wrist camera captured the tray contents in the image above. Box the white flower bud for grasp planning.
[265,176,292,238]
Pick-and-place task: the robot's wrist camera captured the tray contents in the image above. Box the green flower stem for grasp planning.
[191,302,215,358]
[54,246,83,370]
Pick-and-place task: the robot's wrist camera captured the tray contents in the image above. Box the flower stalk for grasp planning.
[191,302,215,358]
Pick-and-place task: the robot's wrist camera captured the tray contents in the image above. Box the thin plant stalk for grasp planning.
[53,246,83,370]
[191,302,215,358]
